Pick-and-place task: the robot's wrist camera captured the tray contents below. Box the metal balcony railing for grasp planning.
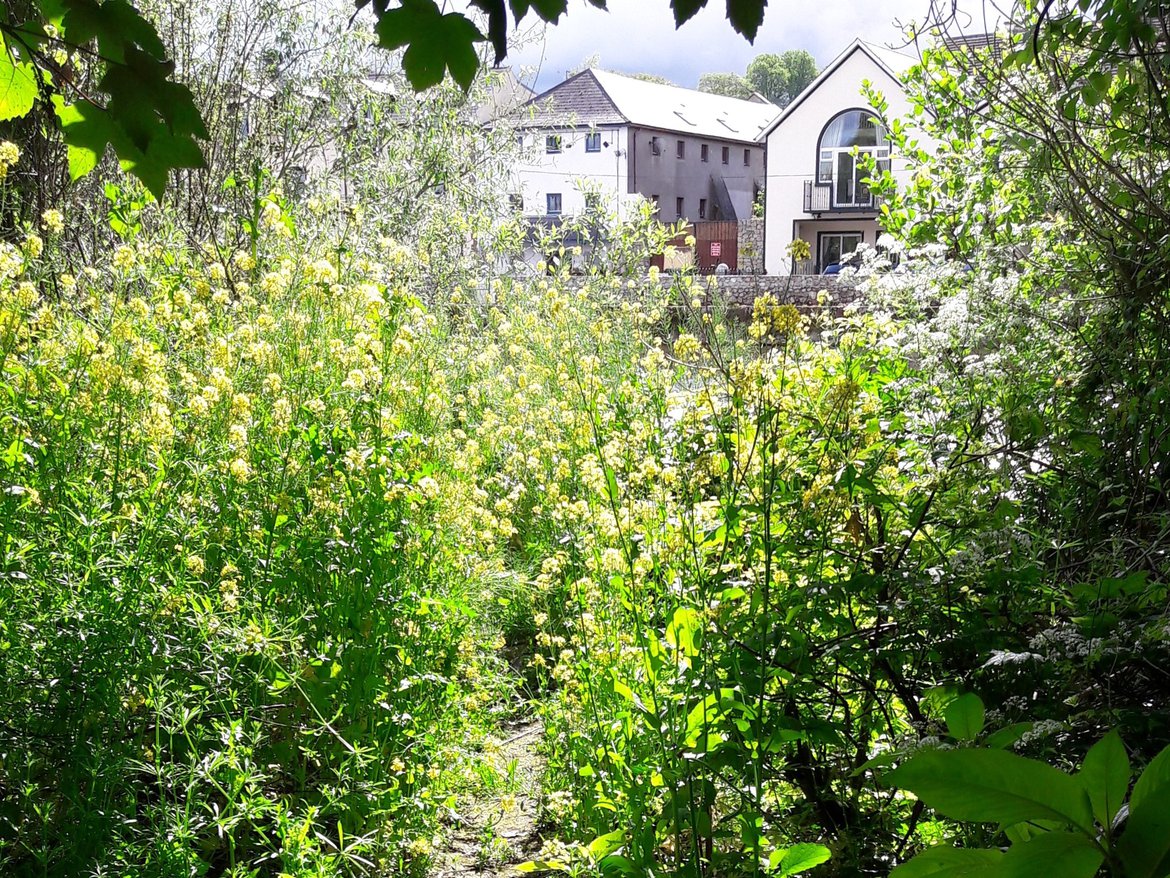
[803,179,879,213]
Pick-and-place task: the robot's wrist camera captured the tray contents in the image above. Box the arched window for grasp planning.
[816,109,890,208]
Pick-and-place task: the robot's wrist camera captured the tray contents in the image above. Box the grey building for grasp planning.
[510,69,778,223]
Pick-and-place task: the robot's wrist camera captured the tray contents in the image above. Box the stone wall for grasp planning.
[683,272,862,311]
[736,217,765,275]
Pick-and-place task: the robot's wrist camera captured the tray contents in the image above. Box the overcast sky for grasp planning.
[504,0,996,93]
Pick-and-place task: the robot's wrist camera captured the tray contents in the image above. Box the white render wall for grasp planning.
[509,125,637,219]
[763,49,929,275]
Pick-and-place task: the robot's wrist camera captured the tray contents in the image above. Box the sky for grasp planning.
[504,0,995,93]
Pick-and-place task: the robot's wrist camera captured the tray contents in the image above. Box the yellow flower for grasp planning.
[41,210,64,235]
[23,234,43,260]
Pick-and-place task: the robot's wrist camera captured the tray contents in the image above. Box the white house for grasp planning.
[762,41,929,275]
[510,69,779,224]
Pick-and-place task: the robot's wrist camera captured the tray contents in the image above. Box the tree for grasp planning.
[629,72,676,85]
[745,49,817,106]
[697,71,753,99]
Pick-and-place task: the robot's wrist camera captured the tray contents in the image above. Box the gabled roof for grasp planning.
[522,69,781,143]
[762,40,918,139]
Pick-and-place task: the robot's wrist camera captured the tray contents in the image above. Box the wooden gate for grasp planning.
[693,221,738,274]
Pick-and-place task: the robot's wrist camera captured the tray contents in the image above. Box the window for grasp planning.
[509,193,523,212]
[676,139,685,159]
[545,134,562,153]
[700,144,709,162]
[743,148,751,166]
[816,110,890,208]
[650,137,662,156]
[650,194,660,216]
[819,232,863,271]
[547,193,562,215]
[699,198,707,219]
[721,146,729,164]
[516,133,524,149]
[585,132,601,152]
[676,196,684,218]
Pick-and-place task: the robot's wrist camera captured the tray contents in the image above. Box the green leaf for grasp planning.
[996,831,1103,878]
[52,96,114,180]
[726,0,765,41]
[1130,742,1170,815]
[889,844,1003,878]
[775,843,832,876]
[375,0,485,91]
[587,830,624,860]
[1117,783,1170,878]
[886,748,1094,832]
[1078,730,1130,829]
[671,0,706,26]
[985,722,1033,750]
[665,607,701,657]
[945,693,986,741]
[0,35,38,122]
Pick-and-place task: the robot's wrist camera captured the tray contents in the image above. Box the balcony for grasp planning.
[803,179,880,214]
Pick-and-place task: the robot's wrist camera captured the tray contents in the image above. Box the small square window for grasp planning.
[700,144,709,162]
[721,146,729,164]
[546,135,562,153]
[676,196,684,218]
[744,148,751,166]
[676,140,685,159]
[547,193,562,215]
[698,198,707,219]
[585,132,601,152]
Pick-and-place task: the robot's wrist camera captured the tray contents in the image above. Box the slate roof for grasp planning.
[521,69,780,143]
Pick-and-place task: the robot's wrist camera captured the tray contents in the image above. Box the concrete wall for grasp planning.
[629,127,762,222]
[763,47,931,275]
[510,125,636,219]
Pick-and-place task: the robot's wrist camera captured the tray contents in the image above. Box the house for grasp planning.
[762,40,929,275]
[509,69,779,225]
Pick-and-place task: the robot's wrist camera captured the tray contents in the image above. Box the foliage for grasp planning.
[697,72,754,99]
[745,50,818,106]
[887,699,1170,878]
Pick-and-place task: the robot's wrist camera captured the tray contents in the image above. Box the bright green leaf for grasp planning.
[889,844,1003,878]
[945,693,986,741]
[1117,783,1170,878]
[1130,742,1170,815]
[996,831,1103,878]
[776,843,832,876]
[0,36,38,122]
[886,748,1094,832]
[1078,730,1130,829]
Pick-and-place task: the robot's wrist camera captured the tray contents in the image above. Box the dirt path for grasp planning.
[434,719,545,878]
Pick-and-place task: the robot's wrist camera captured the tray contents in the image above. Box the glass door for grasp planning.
[834,151,857,207]
[819,232,863,271]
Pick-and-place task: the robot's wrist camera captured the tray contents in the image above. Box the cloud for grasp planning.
[506,0,940,92]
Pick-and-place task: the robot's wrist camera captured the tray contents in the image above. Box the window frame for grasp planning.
[743,148,751,166]
[546,192,562,215]
[545,134,562,154]
[700,144,709,162]
[698,198,707,219]
[676,139,685,159]
[721,146,729,165]
[585,132,602,152]
[676,196,684,218]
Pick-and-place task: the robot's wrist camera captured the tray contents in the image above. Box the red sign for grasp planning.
[710,242,722,257]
